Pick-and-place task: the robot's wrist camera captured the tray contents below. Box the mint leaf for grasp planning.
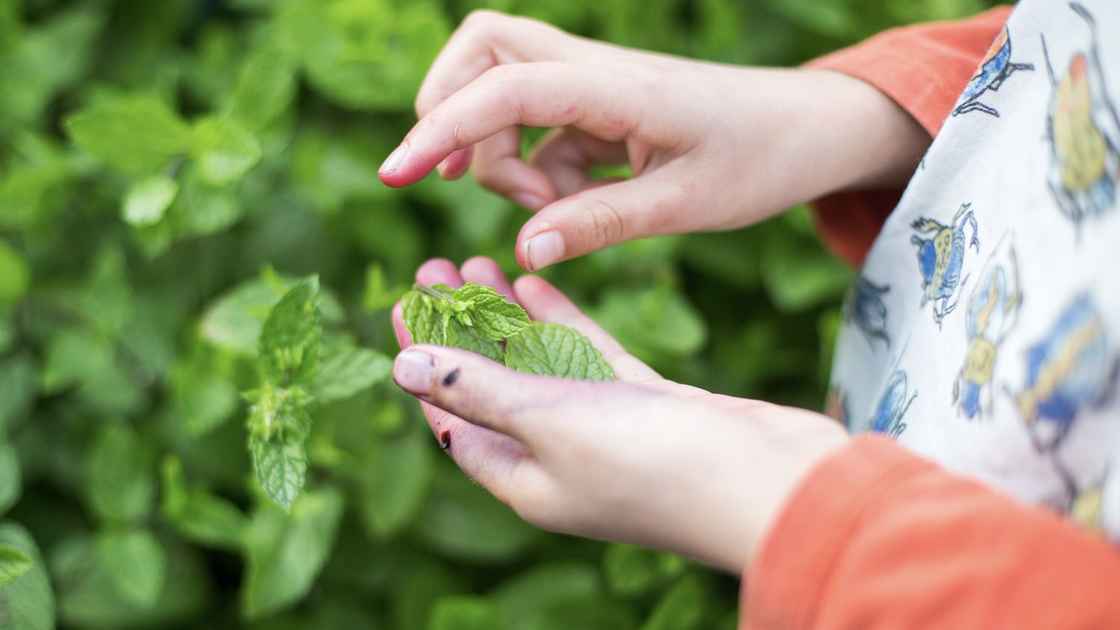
[246,383,312,510]
[429,596,502,630]
[505,323,615,381]
[87,424,153,523]
[0,522,54,630]
[0,543,32,586]
[190,116,262,185]
[0,240,29,305]
[312,336,392,402]
[401,284,502,362]
[640,575,708,630]
[161,457,248,550]
[241,486,344,619]
[452,284,530,341]
[0,443,21,516]
[96,529,166,609]
[603,544,685,597]
[122,175,178,226]
[64,94,191,174]
[259,277,321,387]
[226,46,296,131]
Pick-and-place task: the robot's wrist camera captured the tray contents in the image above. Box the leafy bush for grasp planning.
[0,0,1004,628]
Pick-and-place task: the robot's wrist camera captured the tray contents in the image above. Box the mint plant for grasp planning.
[246,277,391,509]
[402,283,615,381]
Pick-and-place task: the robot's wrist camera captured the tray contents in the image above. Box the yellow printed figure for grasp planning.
[953,236,1022,419]
[1042,3,1120,229]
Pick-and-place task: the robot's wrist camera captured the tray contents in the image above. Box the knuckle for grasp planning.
[586,198,627,246]
[462,9,503,34]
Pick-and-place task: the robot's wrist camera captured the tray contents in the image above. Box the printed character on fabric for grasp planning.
[1041,2,1120,229]
[869,353,917,439]
[954,26,1035,117]
[910,203,980,327]
[1010,292,1120,508]
[953,236,1023,419]
[845,275,891,349]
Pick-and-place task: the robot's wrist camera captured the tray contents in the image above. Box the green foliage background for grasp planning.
[0,0,1006,628]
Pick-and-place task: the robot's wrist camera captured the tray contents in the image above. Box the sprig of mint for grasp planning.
[401,283,615,381]
[245,276,391,509]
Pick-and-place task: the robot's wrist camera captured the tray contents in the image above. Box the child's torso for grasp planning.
[830,0,1120,540]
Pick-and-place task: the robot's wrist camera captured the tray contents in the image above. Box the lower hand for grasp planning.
[379,11,929,271]
[391,257,848,571]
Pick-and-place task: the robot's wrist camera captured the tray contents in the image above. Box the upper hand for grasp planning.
[391,257,848,572]
[379,11,930,271]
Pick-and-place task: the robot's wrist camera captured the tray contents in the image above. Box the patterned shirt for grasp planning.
[829,0,1120,540]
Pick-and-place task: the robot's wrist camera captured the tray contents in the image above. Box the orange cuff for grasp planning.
[740,435,1120,630]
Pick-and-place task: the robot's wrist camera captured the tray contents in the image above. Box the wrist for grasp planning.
[782,68,930,198]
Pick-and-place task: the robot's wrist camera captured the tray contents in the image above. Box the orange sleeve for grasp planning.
[740,435,1120,630]
[805,6,1013,266]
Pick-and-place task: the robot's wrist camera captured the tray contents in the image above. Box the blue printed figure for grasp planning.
[870,369,917,439]
[953,239,1022,419]
[911,203,980,327]
[953,27,1034,117]
[845,276,891,348]
[1041,3,1120,230]
[1013,293,1120,503]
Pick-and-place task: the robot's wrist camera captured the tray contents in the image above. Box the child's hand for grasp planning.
[379,11,929,271]
[391,257,848,571]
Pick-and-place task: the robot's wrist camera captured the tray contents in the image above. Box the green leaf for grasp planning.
[241,486,344,619]
[161,457,248,550]
[428,596,502,630]
[0,241,29,306]
[401,285,503,362]
[361,262,406,312]
[0,444,21,516]
[87,423,153,524]
[596,285,706,359]
[504,323,615,381]
[246,382,313,509]
[0,544,32,587]
[122,175,178,226]
[249,435,308,511]
[281,0,450,111]
[259,277,321,386]
[190,116,262,185]
[603,544,685,597]
[0,522,54,630]
[0,354,36,434]
[494,563,602,629]
[96,529,166,609]
[355,425,433,538]
[52,534,210,628]
[64,94,191,174]
[415,465,540,563]
[226,46,296,131]
[451,283,531,341]
[312,337,392,402]
[640,575,708,630]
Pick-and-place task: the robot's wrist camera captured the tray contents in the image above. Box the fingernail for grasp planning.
[380,143,409,175]
[525,230,564,270]
[394,349,433,394]
[513,192,546,210]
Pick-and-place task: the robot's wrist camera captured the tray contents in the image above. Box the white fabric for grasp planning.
[831,0,1120,539]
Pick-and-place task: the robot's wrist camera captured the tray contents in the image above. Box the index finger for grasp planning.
[415,11,600,117]
[380,62,645,187]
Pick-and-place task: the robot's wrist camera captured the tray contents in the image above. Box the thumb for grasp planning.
[393,344,610,443]
[515,172,688,271]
